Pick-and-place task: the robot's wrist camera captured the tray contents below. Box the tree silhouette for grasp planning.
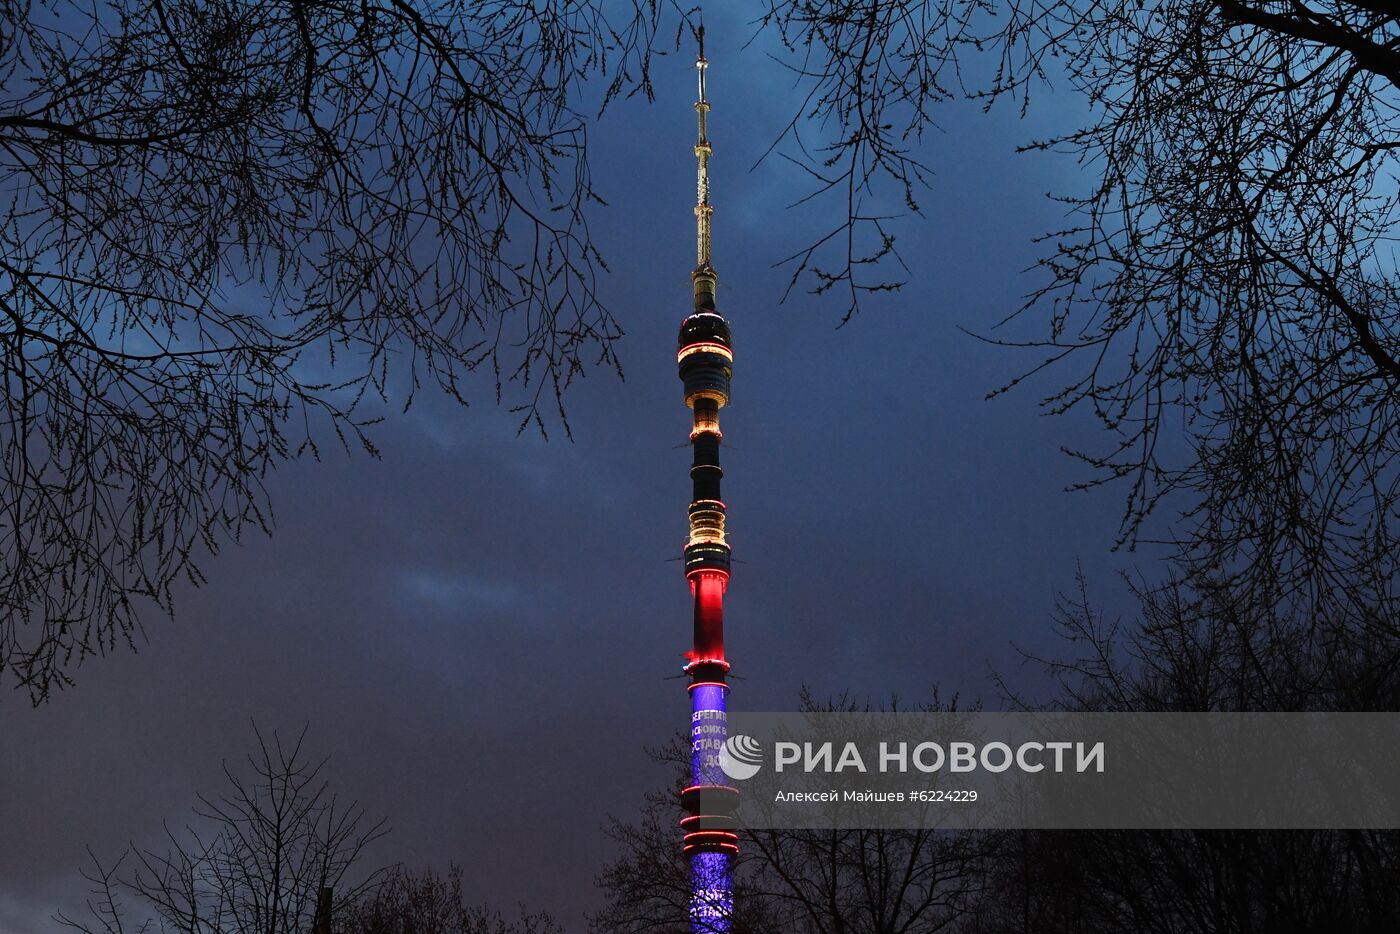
[340,865,563,934]
[59,725,386,933]
[970,571,1400,933]
[0,0,664,701]
[755,0,1400,623]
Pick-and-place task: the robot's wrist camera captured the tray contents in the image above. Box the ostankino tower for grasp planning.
[675,25,738,934]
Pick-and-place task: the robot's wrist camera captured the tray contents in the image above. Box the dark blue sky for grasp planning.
[0,10,1160,931]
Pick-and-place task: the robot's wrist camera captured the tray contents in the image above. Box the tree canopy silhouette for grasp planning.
[0,0,662,701]
[756,0,1400,621]
[59,725,386,933]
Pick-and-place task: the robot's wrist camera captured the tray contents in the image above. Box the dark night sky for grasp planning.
[1,10,1157,932]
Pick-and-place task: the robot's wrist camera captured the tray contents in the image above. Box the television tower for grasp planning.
[676,24,737,934]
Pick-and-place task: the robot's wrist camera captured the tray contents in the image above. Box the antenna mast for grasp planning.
[693,24,716,311]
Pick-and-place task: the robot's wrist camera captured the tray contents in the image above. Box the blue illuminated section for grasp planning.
[690,850,733,933]
[690,683,728,785]
[689,683,732,932]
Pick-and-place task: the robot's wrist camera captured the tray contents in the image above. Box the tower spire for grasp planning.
[693,24,716,312]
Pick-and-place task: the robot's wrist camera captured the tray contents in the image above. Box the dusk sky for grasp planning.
[0,9,1160,931]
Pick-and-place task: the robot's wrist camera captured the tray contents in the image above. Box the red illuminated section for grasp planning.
[691,571,726,663]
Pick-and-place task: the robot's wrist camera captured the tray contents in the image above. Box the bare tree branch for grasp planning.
[0,0,672,702]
